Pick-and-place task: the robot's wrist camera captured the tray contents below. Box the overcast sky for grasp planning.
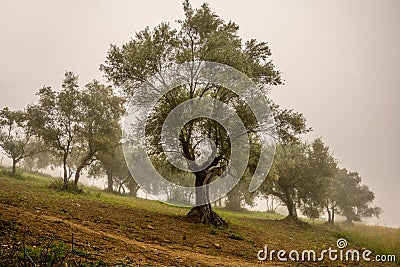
[0,0,399,227]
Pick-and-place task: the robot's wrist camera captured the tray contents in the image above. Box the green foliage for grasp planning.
[300,138,337,219]
[72,80,126,185]
[0,107,42,175]
[337,223,400,263]
[0,168,24,179]
[327,168,382,223]
[228,231,244,240]
[89,143,139,196]
[3,237,109,266]
[261,138,337,221]
[26,72,81,185]
[48,179,85,194]
[27,72,125,188]
[22,150,52,173]
[100,0,309,223]
[209,227,219,235]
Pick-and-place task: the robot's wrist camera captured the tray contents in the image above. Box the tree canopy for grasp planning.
[101,1,309,226]
[27,72,125,188]
[0,107,41,175]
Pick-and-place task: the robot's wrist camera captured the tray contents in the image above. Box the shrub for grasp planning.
[229,231,244,240]
[48,179,85,194]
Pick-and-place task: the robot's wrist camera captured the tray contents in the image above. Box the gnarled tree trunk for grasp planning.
[285,199,298,221]
[280,191,299,222]
[187,170,227,227]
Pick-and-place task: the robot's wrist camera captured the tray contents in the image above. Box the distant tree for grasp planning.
[224,106,309,212]
[22,149,52,173]
[89,143,139,196]
[28,72,125,188]
[154,158,194,205]
[265,195,282,213]
[225,179,255,212]
[262,143,307,221]
[89,147,119,193]
[327,168,382,224]
[125,176,140,197]
[300,138,337,219]
[224,143,260,212]
[0,107,41,175]
[101,1,308,226]
[324,168,345,224]
[262,138,336,222]
[27,72,81,187]
[72,80,125,186]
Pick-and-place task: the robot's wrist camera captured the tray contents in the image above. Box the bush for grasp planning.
[0,168,24,179]
[48,179,85,194]
[229,231,244,240]
[210,227,219,235]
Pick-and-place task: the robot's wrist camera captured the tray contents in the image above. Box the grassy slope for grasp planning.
[0,173,398,266]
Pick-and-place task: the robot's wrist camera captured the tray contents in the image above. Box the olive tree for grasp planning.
[101,1,307,226]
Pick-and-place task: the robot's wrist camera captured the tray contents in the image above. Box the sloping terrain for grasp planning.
[0,174,397,266]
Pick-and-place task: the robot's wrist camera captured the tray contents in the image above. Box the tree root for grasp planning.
[187,205,228,228]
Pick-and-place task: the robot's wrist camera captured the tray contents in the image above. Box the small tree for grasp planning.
[0,108,41,175]
[262,143,307,221]
[28,72,125,188]
[262,138,336,222]
[27,72,81,187]
[89,143,139,196]
[327,168,382,224]
[72,80,125,186]
[22,149,52,173]
[300,138,337,220]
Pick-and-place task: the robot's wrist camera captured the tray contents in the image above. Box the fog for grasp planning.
[0,0,399,227]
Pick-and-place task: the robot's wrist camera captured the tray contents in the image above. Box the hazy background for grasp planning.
[0,0,399,227]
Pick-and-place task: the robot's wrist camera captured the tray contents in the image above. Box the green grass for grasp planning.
[215,207,284,221]
[228,231,244,240]
[336,222,400,262]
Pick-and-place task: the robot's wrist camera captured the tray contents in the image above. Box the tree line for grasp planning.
[0,0,381,226]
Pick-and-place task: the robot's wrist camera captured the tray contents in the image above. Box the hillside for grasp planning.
[0,173,398,266]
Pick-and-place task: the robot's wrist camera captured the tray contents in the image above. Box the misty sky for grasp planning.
[0,1,399,227]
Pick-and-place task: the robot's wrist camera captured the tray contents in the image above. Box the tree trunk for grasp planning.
[188,192,193,204]
[106,171,113,192]
[74,163,86,186]
[187,170,227,227]
[74,153,94,186]
[12,158,17,176]
[326,201,336,225]
[225,187,242,212]
[284,194,298,221]
[128,185,139,197]
[118,182,125,194]
[326,205,332,224]
[63,152,68,187]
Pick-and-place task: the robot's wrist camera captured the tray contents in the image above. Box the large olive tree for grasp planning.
[101,1,307,226]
